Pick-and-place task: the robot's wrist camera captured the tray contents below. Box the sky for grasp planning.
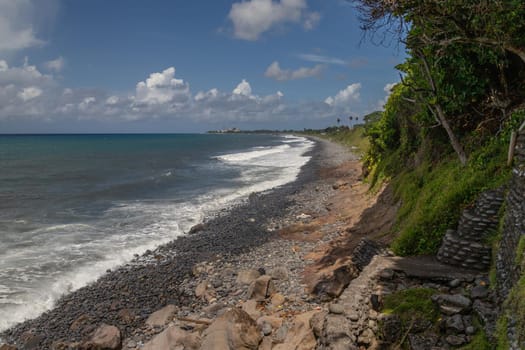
[0,0,404,133]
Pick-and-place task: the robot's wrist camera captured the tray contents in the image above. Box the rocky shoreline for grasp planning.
[1,137,498,350]
[0,137,360,349]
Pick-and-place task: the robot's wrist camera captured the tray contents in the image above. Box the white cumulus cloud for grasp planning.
[17,86,42,101]
[135,67,191,105]
[265,61,323,81]
[324,83,362,107]
[228,0,320,41]
[232,79,253,97]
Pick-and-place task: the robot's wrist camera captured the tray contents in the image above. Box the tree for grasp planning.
[337,117,341,125]
[353,0,525,64]
[351,0,525,165]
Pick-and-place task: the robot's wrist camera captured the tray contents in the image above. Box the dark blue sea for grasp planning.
[0,133,314,330]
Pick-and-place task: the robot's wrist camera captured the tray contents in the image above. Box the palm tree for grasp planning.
[337,118,341,125]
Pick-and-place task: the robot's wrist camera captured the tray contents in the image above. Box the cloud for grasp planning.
[298,53,347,65]
[264,61,323,81]
[324,83,362,107]
[0,60,366,129]
[228,0,320,41]
[43,56,65,72]
[18,86,42,101]
[0,0,59,53]
[376,82,397,110]
[232,79,252,97]
[134,67,191,105]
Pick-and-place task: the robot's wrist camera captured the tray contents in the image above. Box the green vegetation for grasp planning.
[459,330,491,350]
[515,236,525,267]
[391,140,510,255]
[303,125,370,155]
[382,288,438,326]
[496,274,525,347]
[346,0,525,255]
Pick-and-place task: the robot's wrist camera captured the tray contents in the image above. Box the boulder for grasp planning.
[200,308,262,350]
[311,264,357,301]
[242,299,262,320]
[195,281,208,298]
[309,311,327,338]
[247,275,276,301]
[19,332,45,350]
[323,314,354,345]
[273,310,319,350]
[445,314,465,334]
[445,334,467,346]
[432,294,472,315]
[146,304,177,328]
[142,326,200,350]
[328,303,344,315]
[189,223,207,234]
[85,324,121,350]
[236,269,261,286]
[257,316,283,330]
[0,345,18,350]
[270,293,286,307]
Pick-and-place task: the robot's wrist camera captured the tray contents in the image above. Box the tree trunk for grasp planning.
[434,104,468,166]
[418,53,468,166]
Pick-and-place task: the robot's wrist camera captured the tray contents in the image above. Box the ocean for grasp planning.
[0,133,314,331]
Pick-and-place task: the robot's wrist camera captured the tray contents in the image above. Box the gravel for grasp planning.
[1,137,356,349]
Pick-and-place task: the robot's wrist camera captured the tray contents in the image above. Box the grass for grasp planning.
[389,139,510,255]
[382,288,439,325]
[459,330,491,350]
[303,125,369,155]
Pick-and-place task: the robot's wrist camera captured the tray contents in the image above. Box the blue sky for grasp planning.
[0,0,404,133]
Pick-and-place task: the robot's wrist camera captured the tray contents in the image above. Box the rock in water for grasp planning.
[200,308,262,350]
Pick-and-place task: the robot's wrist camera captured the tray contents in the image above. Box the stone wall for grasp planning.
[496,130,525,300]
[437,189,504,270]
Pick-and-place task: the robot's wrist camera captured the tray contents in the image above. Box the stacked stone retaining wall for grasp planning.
[496,130,525,300]
[437,189,504,270]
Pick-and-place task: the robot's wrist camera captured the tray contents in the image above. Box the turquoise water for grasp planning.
[0,133,314,330]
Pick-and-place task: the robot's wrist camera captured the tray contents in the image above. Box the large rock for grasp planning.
[311,264,357,301]
[200,308,262,350]
[247,275,276,301]
[0,345,18,350]
[142,326,200,350]
[322,314,354,346]
[273,310,319,350]
[241,299,262,320]
[146,304,177,327]
[432,294,472,315]
[236,269,261,286]
[84,324,121,350]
